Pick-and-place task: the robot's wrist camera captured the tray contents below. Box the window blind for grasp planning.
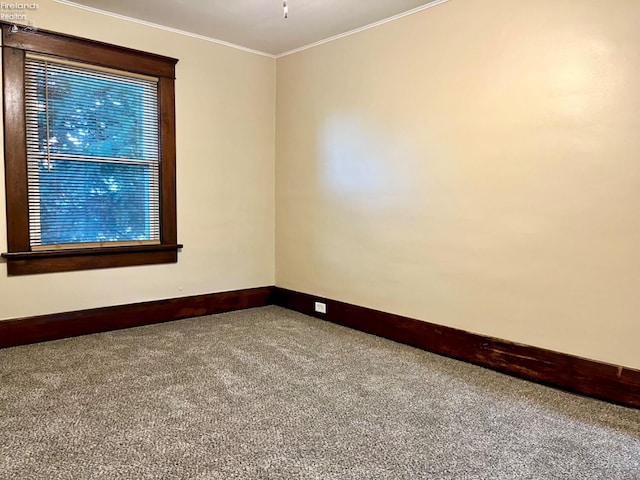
[24,55,161,249]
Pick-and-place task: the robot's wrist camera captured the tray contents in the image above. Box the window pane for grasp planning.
[36,159,158,245]
[30,62,158,161]
[25,57,161,248]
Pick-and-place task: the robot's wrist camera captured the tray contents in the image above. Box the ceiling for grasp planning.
[56,0,446,56]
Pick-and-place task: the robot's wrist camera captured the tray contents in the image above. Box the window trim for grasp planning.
[1,23,181,275]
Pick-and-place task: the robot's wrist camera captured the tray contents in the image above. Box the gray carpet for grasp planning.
[1,305,639,479]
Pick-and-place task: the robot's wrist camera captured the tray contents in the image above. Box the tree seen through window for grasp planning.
[27,60,159,246]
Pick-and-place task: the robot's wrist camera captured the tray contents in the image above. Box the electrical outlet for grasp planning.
[314,301,327,314]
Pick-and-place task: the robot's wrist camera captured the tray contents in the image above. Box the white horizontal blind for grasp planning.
[24,55,160,249]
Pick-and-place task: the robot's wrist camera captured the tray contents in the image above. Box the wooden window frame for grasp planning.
[1,23,181,275]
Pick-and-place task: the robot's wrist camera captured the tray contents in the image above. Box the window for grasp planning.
[1,24,181,274]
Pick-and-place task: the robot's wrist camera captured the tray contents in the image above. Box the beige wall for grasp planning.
[276,0,640,369]
[0,0,276,319]
[2,0,638,371]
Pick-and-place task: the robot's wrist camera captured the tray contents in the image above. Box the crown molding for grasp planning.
[52,0,449,59]
[276,0,450,58]
[52,0,276,58]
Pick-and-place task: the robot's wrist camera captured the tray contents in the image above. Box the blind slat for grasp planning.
[25,56,161,248]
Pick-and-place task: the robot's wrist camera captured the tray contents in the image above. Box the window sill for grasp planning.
[1,243,183,275]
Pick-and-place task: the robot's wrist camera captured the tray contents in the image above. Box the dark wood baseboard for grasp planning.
[3,284,638,408]
[273,287,640,409]
[0,286,274,349]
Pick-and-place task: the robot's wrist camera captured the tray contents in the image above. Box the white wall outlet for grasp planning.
[314,301,327,314]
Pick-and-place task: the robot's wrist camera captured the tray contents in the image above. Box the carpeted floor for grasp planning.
[1,305,639,479]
